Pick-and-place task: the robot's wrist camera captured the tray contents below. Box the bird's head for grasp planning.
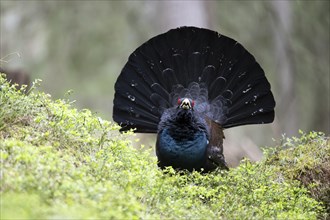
[177,98,195,110]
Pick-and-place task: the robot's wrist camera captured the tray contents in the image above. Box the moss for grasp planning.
[0,74,328,219]
[264,130,330,217]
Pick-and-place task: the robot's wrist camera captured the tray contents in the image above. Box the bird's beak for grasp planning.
[180,98,192,110]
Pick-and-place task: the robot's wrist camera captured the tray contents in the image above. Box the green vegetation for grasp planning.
[0,75,329,219]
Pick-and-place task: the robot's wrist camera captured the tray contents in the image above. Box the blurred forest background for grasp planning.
[1,1,329,165]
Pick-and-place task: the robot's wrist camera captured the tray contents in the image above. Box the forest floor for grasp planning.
[1,75,329,219]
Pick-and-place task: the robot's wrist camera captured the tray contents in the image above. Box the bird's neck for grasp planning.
[163,109,208,141]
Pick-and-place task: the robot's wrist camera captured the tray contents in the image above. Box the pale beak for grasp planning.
[180,98,191,110]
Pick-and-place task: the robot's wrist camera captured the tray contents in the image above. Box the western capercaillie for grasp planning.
[113,27,275,172]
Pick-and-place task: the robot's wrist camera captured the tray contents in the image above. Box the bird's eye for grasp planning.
[177,98,181,105]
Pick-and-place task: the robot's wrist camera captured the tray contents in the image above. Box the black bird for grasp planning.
[113,27,275,172]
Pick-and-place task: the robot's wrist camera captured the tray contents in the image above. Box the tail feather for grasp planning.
[113,111,158,132]
[225,94,275,126]
[225,111,275,128]
[113,27,275,132]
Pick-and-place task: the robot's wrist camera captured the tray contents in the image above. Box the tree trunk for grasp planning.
[270,1,297,136]
[158,1,211,30]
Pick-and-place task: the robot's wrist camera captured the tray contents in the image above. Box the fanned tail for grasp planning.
[113,27,275,132]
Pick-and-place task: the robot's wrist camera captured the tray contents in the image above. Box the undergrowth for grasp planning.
[0,74,329,219]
